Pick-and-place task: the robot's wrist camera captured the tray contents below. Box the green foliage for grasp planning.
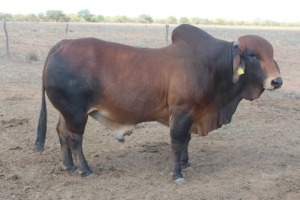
[0,13,13,20]
[191,17,210,25]
[77,9,96,22]
[96,15,105,22]
[112,15,131,23]
[26,14,39,22]
[0,11,299,27]
[46,10,67,22]
[138,14,153,23]
[66,14,85,22]
[37,13,45,21]
[167,16,177,24]
[11,14,26,21]
[179,17,189,24]
[154,18,167,24]
[214,18,226,25]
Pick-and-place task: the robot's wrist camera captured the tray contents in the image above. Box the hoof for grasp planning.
[116,133,125,142]
[181,162,191,169]
[78,169,93,177]
[33,144,44,152]
[174,178,188,185]
[64,165,77,173]
[183,166,194,172]
[117,137,125,142]
[86,173,96,179]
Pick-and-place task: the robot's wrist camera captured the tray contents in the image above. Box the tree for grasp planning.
[214,18,226,25]
[138,14,153,23]
[191,17,211,25]
[26,14,38,21]
[112,15,130,23]
[0,13,13,21]
[46,10,67,22]
[66,14,84,22]
[179,17,189,24]
[167,16,177,24]
[96,15,105,22]
[154,18,167,24]
[38,13,45,21]
[77,9,94,22]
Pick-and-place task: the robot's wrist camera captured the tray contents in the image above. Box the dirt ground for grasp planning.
[0,23,299,200]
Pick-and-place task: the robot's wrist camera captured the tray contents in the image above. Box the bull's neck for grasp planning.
[214,41,235,80]
[214,41,244,104]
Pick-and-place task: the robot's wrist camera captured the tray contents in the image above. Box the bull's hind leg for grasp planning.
[57,113,93,176]
[56,115,77,173]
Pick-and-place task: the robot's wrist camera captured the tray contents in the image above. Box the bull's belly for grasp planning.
[88,109,135,142]
[88,107,208,139]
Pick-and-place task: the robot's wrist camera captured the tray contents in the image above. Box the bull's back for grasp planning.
[44,38,170,124]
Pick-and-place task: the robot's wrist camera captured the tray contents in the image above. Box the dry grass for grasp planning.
[0,22,299,200]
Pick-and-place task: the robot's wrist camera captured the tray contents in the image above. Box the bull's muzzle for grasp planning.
[271,77,283,89]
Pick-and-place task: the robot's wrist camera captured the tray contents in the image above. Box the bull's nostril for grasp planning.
[271,77,283,89]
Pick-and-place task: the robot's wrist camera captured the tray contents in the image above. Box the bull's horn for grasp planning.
[233,41,239,47]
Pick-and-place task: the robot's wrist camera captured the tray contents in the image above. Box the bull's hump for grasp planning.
[171,24,213,44]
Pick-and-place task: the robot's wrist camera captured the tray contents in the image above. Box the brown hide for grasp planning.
[43,25,281,137]
[35,24,282,182]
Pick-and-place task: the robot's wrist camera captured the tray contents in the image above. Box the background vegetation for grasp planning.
[1,9,300,27]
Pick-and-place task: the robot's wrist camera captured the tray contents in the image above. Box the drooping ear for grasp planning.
[232,41,245,83]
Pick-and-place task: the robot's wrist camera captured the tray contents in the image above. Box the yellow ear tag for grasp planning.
[237,67,244,75]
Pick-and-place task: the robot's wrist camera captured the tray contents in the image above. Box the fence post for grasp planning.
[65,22,69,39]
[4,19,9,56]
[165,24,169,46]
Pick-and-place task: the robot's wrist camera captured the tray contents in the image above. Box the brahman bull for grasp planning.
[34,24,282,184]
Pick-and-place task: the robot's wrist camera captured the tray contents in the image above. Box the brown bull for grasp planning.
[34,24,282,184]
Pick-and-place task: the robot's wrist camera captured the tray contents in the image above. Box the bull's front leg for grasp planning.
[180,132,191,169]
[169,111,193,185]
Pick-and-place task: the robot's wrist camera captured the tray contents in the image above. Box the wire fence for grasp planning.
[2,21,300,59]
[1,22,299,87]
[1,22,300,136]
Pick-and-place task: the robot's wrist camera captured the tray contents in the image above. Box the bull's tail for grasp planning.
[34,80,47,152]
[33,42,62,152]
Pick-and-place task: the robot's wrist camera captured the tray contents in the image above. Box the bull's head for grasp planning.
[232,35,282,100]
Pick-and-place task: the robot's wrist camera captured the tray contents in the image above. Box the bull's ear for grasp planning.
[232,41,245,83]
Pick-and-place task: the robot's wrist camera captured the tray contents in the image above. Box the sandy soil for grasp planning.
[0,23,299,200]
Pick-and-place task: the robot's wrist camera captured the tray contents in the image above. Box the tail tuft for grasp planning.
[34,81,47,152]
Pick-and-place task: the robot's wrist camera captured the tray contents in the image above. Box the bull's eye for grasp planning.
[248,54,259,60]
